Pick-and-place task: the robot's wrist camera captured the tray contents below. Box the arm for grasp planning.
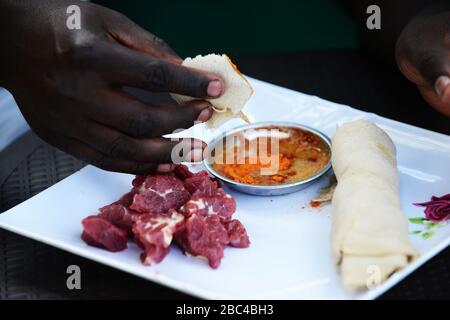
[0,0,223,173]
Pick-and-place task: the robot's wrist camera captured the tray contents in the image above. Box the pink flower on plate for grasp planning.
[414,194,450,222]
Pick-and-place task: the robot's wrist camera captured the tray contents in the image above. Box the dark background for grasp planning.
[95,0,358,57]
[93,0,449,135]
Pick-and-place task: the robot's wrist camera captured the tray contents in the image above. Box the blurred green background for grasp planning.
[94,0,358,58]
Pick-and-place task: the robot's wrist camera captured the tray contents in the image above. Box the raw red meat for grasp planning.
[182,193,236,220]
[224,220,250,248]
[99,204,141,235]
[113,184,143,207]
[130,175,190,214]
[112,190,137,207]
[133,210,184,265]
[184,174,218,196]
[81,216,128,252]
[81,165,249,269]
[174,164,194,181]
[175,214,229,269]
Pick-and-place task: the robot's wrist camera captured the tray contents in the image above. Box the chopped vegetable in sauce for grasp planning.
[211,126,330,186]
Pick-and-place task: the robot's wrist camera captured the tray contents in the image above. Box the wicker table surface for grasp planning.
[1,51,449,299]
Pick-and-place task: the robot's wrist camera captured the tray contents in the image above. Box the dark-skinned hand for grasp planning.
[396,11,450,117]
[0,0,223,174]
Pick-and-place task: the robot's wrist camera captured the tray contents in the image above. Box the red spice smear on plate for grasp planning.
[414,193,450,222]
[310,201,321,208]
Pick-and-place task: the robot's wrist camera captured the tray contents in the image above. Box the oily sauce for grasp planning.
[211,126,330,185]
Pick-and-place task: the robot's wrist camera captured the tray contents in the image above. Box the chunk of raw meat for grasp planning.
[174,164,194,181]
[113,191,134,207]
[182,193,236,220]
[175,214,229,269]
[224,219,250,248]
[81,164,249,269]
[112,186,140,207]
[81,216,128,252]
[184,174,218,196]
[133,210,185,265]
[99,204,141,235]
[130,175,190,214]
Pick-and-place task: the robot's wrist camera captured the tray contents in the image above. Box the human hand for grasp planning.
[396,11,450,117]
[0,0,223,173]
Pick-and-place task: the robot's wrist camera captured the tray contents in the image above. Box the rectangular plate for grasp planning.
[1,78,449,299]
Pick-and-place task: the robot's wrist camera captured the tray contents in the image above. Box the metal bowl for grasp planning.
[204,121,332,196]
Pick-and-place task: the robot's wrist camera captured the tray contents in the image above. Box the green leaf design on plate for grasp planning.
[408,217,447,239]
[422,231,435,240]
[424,221,446,230]
[424,221,437,229]
[409,217,426,225]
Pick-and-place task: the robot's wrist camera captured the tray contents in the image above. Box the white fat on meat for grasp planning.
[188,198,207,210]
[143,212,184,247]
[139,185,175,199]
[183,198,220,216]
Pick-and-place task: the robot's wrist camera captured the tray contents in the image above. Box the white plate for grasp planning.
[1,78,449,300]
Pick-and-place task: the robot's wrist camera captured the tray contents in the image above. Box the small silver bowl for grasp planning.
[204,121,332,196]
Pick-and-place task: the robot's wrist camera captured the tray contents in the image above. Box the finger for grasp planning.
[398,55,450,114]
[142,100,214,134]
[54,136,159,175]
[105,9,181,63]
[92,41,223,98]
[85,90,213,138]
[434,75,450,101]
[76,120,206,164]
[397,49,450,109]
[397,48,450,88]
[395,13,450,92]
[397,46,450,97]
[118,100,213,138]
[417,52,450,90]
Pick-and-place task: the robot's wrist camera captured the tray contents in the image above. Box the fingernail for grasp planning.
[156,163,176,173]
[435,75,450,97]
[207,80,222,97]
[184,148,205,162]
[197,107,213,122]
